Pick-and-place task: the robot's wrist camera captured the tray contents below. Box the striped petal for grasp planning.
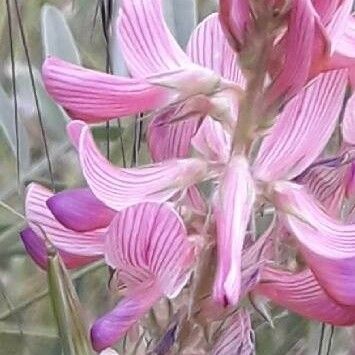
[47,188,116,232]
[20,227,98,270]
[213,156,256,306]
[342,93,355,145]
[118,0,189,77]
[25,183,105,256]
[91,202,193,350]
[273,181,355,305]
[211,309,255,355]
[254,70,348,182]
[42,57,174,122]
[257,266,355,326]
[186,13,246,86]
[68,121,212,212]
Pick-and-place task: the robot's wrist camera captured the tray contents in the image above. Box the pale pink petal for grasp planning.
[218,0,251,51]
[118,0,189,77]
[254,69,348,181]
[273,181,355,305]
[68,121,212,212]
[266,0,328,105]
[47,188,116,232]
[147,109,200,162]
[213,156,255,306]
[25,183,105,256]
[42,57,174,122]
[297,162,351,218]
[191,117,231,163]
[257,266,355,325]
[105,202,193,294]
[91,280,161,352]
[186,13,246,86]
[211,309,255,355]
[20,227,98,270]
[342,93,355,145]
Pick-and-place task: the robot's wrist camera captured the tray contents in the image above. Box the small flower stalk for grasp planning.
[20,0,355,353]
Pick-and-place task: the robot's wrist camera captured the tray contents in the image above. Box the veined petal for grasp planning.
[118,0,189,77]
[218,0,251,51]
[273,181,355,305]
[47,188,116,232]
[213,156,255,306]
[92,202,193,350]
[296,162,351,218]
[342,93,355,145]
[211,309,255,355]
[254,70,348,181]
[186,13,246,86]
[42,57,174,122]
[191,117,231,163]
[257,266,355,326]
[91,280,161,352]
[68,121,212,212]
[105,202,193,294]
[25,183,105,256]
[147,108,200,162]
[20,227,98,270]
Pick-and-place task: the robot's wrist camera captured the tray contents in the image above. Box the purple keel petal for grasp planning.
[25,183,105,256]
[213,156,255,306]
[68,121,212,212]
[20,227,98,270]
[91,280,162,352]
[42,57,174,122]
[47,188,116,232]
[257,266,355,326]
[118,0,189,77]
[254,69,348,181]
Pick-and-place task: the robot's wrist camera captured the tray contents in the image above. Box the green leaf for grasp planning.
[41,5,81,65]
[48,252,93,355]
[0,84,30,170]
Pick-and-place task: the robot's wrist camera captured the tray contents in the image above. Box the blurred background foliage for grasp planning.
[0,0,354,354]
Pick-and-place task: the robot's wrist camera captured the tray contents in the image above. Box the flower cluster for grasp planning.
[21,0,355,353]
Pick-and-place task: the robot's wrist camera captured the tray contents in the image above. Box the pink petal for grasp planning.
[20,227,98,270]
[147,108,200,162]
[273,181,355,305]
[297,162,351,218]
[211,309,255,355]
[218,0,251,52]
[191,117,231,163]
[342,93,355,145]
[254,69,348,181]
[312,0,343,25]
[42,57,174,122]
[25,183,105,256]
[47,188,116,232]
[105,202,193,294]
[91,280,161,352]
[68,121,212,212]
[257,266,355,325]
[186,13,246,86]
[265,0,328,105]
[213,156,255,306]
[118,0,189,77]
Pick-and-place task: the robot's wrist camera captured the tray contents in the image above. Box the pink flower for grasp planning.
[90,202,193,351]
